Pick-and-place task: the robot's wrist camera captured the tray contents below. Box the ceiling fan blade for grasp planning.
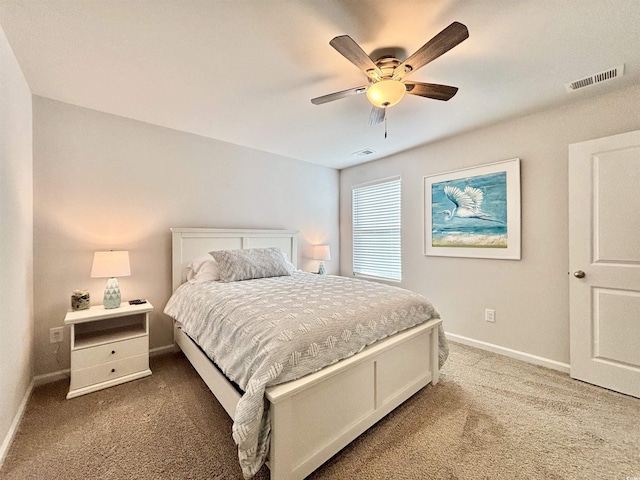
[311,85,368,105]
[369,106,385,125]
[404,82,459,101]
[393,22,469,80]
[330,35,383,80]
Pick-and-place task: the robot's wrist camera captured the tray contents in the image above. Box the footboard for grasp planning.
[266,318,441,480]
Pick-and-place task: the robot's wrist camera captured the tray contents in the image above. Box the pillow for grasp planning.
[281,251,298,273]
[210,247,292,282]
[186,255,220,283]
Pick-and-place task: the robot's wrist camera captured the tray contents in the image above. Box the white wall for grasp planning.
[0,26,33,460]
[33,97,340,376]
[340,83,640,365]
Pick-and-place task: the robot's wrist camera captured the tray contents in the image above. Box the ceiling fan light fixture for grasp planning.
[366,79,406,108]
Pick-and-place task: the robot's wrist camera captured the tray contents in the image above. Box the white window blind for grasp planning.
[352,176,401,281]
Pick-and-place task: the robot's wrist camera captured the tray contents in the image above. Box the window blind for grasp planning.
[352,176,401,281]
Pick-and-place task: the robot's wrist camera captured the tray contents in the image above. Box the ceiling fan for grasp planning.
[311,22,469,125]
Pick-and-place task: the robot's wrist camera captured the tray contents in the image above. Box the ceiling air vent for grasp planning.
[565,64,625,92]
[352,148,376,158]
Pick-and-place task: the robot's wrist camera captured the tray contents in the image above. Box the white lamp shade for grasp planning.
[313,245,331,261]
[90,251,131,278]
[366,79,406,108]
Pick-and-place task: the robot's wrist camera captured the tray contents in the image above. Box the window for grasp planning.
[352,176,401,281]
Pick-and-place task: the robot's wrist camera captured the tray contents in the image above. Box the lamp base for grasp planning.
[103,277,121,309]
[318,260,326,275]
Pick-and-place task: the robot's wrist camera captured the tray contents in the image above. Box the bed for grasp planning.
[166,228,446,480]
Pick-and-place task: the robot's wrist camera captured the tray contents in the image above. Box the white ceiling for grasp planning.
[1,0,639,169]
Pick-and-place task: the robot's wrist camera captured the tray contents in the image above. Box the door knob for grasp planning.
[573,270,586,278]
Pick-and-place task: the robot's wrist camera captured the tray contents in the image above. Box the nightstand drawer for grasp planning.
[72,335,148,370]
[70,354,149,391]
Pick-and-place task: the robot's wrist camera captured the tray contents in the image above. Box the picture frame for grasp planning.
[424,158,521,259]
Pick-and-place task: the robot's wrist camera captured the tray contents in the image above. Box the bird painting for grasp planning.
[438,185,504,223]
[429,170,509,249]
[427,160,520,257]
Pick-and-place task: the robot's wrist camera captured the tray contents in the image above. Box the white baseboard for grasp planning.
[0,379,34,469]
[446,333,570,374]
[33,369,69,386]
[150,344,176,357]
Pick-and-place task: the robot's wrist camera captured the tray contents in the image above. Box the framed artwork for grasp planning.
[424,158,521,259]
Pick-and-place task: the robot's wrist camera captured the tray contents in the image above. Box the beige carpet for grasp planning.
[2,343,639,480]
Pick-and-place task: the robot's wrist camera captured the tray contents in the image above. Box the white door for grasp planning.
[569,130,640,398]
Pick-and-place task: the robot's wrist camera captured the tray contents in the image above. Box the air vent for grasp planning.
[352,148,376,158]
[565,64,624,92]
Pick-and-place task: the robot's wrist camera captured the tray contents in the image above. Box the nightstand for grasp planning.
[64,302,153,399]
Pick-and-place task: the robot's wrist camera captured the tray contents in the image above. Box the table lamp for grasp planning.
[313,245,331,275]
[91,251,131,309]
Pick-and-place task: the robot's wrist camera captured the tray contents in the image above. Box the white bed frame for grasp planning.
[170,228,442,480]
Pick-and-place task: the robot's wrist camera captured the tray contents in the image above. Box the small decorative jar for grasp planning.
[71,290,90,311]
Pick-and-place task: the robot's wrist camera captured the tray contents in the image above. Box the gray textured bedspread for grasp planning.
[164,272,447,478]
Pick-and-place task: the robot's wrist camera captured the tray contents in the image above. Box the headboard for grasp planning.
[170,228,299,292]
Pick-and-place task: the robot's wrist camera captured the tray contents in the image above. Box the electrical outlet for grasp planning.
[50,327,64,343]
[485,309,495,323]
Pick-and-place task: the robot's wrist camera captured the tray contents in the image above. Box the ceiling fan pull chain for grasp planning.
[384,112,388,139]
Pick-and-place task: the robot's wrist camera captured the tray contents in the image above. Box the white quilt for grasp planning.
[164,272,447,478]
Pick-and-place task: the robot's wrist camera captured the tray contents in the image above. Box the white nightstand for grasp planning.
[64,301,153,399]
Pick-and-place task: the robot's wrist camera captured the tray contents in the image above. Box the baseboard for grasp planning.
[150,344,176,357]
[33,369,69,386]
[446,333,570,373]
[0,379,34,469]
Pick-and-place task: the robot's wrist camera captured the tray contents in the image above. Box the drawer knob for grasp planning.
[111,350,115,355]
[111,368,116,373]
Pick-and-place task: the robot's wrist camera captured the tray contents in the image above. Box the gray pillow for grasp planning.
[210,247,292,282]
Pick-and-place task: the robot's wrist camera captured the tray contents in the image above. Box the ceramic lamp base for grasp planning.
[103,277,121,309]
[318,261,326,275]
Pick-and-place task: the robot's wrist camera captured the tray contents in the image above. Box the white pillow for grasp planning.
[186,255,220,283]
[281,252,298,273]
